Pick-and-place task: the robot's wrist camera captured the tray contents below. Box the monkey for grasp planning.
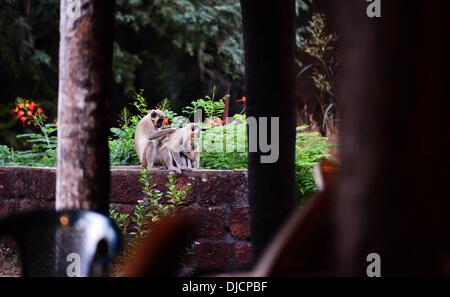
[180,153,193,169]
[158,123,200,172]
[157,123,200,173]
[180,125,201,170]
[176,123,201,170]
[181,124,201,170]
[180,146,200,170]
[134,110,176,171]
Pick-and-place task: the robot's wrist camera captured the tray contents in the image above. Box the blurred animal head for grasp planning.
[150,110,166,129]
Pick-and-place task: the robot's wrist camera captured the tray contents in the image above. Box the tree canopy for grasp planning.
[0,0,312,146]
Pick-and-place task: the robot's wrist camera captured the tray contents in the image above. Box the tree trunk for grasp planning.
[240,0,297,261]
[56,0,115,214]
[336,0,450,275]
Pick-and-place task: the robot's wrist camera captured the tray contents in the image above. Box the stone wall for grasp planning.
[0,166,252,274]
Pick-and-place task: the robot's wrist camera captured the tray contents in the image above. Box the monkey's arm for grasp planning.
[148,128,176,141]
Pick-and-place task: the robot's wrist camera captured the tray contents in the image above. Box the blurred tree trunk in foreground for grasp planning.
[240,0,297,262]
[56,0,115,214]
[336,0,450,275]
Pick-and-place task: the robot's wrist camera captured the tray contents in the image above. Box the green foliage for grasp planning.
[299,13,337,62]
[298,13,339,130]
[109,208,130,237]
[200,115,247,170]
[0,2,58,148]
[0,2,57,94]
[115,0,312,85]
[165,173,192,208]
[131,89,151,116]
[113,42,143,96]
[109,108,140,166]
[110,169,191,240]
[295,125,332,200]
[183,87,225,119]
[148,0,244,80]
[16,123,57,154]
[0,145,12,166]
[0,123,57,167]
[199,116,331,202]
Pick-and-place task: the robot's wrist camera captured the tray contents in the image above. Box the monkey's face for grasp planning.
[150,110,166,128]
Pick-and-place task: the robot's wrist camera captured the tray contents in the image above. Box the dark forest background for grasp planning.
[0,0,328,148]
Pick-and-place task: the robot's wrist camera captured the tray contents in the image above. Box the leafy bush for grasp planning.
[110,169,191,240]
[183,87,225,120]
[0,123,57,167]
[0,98,58,167]
[199,116,332,201]
[295,126,332,200]
[15,123,57,166]
[0,145,9,166]
[200,114,247,170]
[0,124,57,167]
[109,108,140,166]
[109,208,130,238]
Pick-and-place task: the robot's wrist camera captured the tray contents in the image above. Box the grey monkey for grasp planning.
[158,123,200,173]
[134,110,176,171]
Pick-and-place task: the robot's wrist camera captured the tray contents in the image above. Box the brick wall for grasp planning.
[0,166,252,275]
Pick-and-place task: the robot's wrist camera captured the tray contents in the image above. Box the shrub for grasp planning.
[295,125,332,200]
[110,169,191,240]
[109,108,140,166]
[199,114,247,170]
[1,98,57,167]
[0,145,9,165]
[199,117,332,202]
[183,87,225,120]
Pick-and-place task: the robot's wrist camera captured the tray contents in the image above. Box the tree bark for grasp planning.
[240,0,297,261]
[336,0,450,275]
[56,0,115,214]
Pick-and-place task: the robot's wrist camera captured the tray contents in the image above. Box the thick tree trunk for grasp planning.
[56,0,115,214]
[336,0,450,275]
[240,0,297,261]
